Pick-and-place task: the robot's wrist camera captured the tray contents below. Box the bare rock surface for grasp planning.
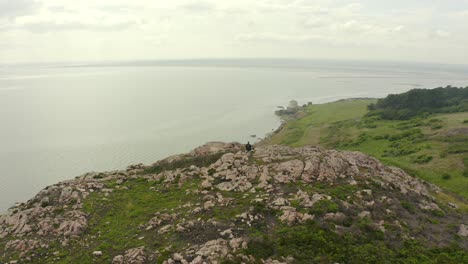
[0,142,466,263]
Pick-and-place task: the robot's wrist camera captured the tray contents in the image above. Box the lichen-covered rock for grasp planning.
[112,246,147,264]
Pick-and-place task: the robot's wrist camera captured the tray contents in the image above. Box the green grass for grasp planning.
[38,178,202,263]
[266,99,376,147]
[249,221,468,264]
[266,99,468,201]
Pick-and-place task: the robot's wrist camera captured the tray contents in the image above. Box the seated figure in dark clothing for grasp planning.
[245,142,253,152]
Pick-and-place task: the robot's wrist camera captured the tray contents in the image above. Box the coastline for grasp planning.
[258,97,377,146]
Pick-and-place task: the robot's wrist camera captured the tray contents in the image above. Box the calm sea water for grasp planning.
[1,60,467,211]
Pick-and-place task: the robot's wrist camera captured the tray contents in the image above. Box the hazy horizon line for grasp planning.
[2,57,468,70]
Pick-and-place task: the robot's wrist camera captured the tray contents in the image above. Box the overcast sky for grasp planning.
[1,0,468,64]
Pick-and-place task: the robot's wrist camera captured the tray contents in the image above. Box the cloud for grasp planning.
[303,17,328,28]
[179,1,216,13]
[432,29,451,38]
[235,32,327,44]
[6,4,147,33]
[1,0,468,63]
[16,21,138,33]
[0,0,40,18]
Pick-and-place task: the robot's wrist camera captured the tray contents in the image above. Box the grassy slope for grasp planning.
[264,99,468,204]
[268,99,375,147]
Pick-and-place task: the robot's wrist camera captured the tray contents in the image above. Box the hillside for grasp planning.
[367,86,468,120]
[1,143,467,263]
[263,98,468,204]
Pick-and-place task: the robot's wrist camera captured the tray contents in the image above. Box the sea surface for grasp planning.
[1,59,468,211]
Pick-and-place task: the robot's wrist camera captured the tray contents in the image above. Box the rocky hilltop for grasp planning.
[1,143,467,263]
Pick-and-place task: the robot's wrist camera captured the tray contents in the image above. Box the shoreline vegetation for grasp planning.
[262,86,468,207]
[0,87,467,263]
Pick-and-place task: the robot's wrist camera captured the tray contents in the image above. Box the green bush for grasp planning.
[244,236,276,259]
[428,118,442,123]
[309,199,339,215]
[388,129,424,142]
[367,87,468,120]
[463,170,468,178]
[411,154,433,164]
[383,142,421,157]
[441,173,451,180]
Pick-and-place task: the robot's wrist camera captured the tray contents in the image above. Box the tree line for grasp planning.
[367,86,468,120]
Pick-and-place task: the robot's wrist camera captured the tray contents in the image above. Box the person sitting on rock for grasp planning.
[245,142,253,152]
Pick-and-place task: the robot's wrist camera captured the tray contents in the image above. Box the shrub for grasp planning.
[411,154,433,164]
[207,168,216,176]
[383,142,421,157]
[441,173,451,180]
[93,173,106,179]
[244,236,276,259]
[309,199,339,216]
[388,129,424,141]
[367,87,468,120]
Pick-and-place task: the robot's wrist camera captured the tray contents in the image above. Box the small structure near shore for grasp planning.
[275,100,300,116]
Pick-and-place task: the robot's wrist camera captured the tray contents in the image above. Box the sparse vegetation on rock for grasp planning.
[1,142,467,263]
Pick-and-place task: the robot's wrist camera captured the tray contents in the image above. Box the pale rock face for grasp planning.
[113,246,147,264]
[190,142,242,157]
[273,160,304,183]
[196,239,226,257]
[204,200,215,210]
[5,240,40,253]
[279,206,314,226]
[296,191,326,208]
[59,187,74,202]
[257,166,271,188]
[358,211,371,219]
[112,255,125,264]
[3,212,32,236]
[190,255,204,264]
[172,253,184,261]
[220,153,235,164]
[302,157,321,182]
[458,224,468,237]
[215,177,252,192]
[418,201,442,211]
[56,211,87,237]
[201,179,212,189]
[1,143,464,263]
[147,213,177,228]
[159,225,172,234]
[272,197,290,207]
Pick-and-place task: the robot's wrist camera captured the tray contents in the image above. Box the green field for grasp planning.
[264,99,468,204]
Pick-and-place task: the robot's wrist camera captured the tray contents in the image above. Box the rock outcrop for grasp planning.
[0,142,466,263]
